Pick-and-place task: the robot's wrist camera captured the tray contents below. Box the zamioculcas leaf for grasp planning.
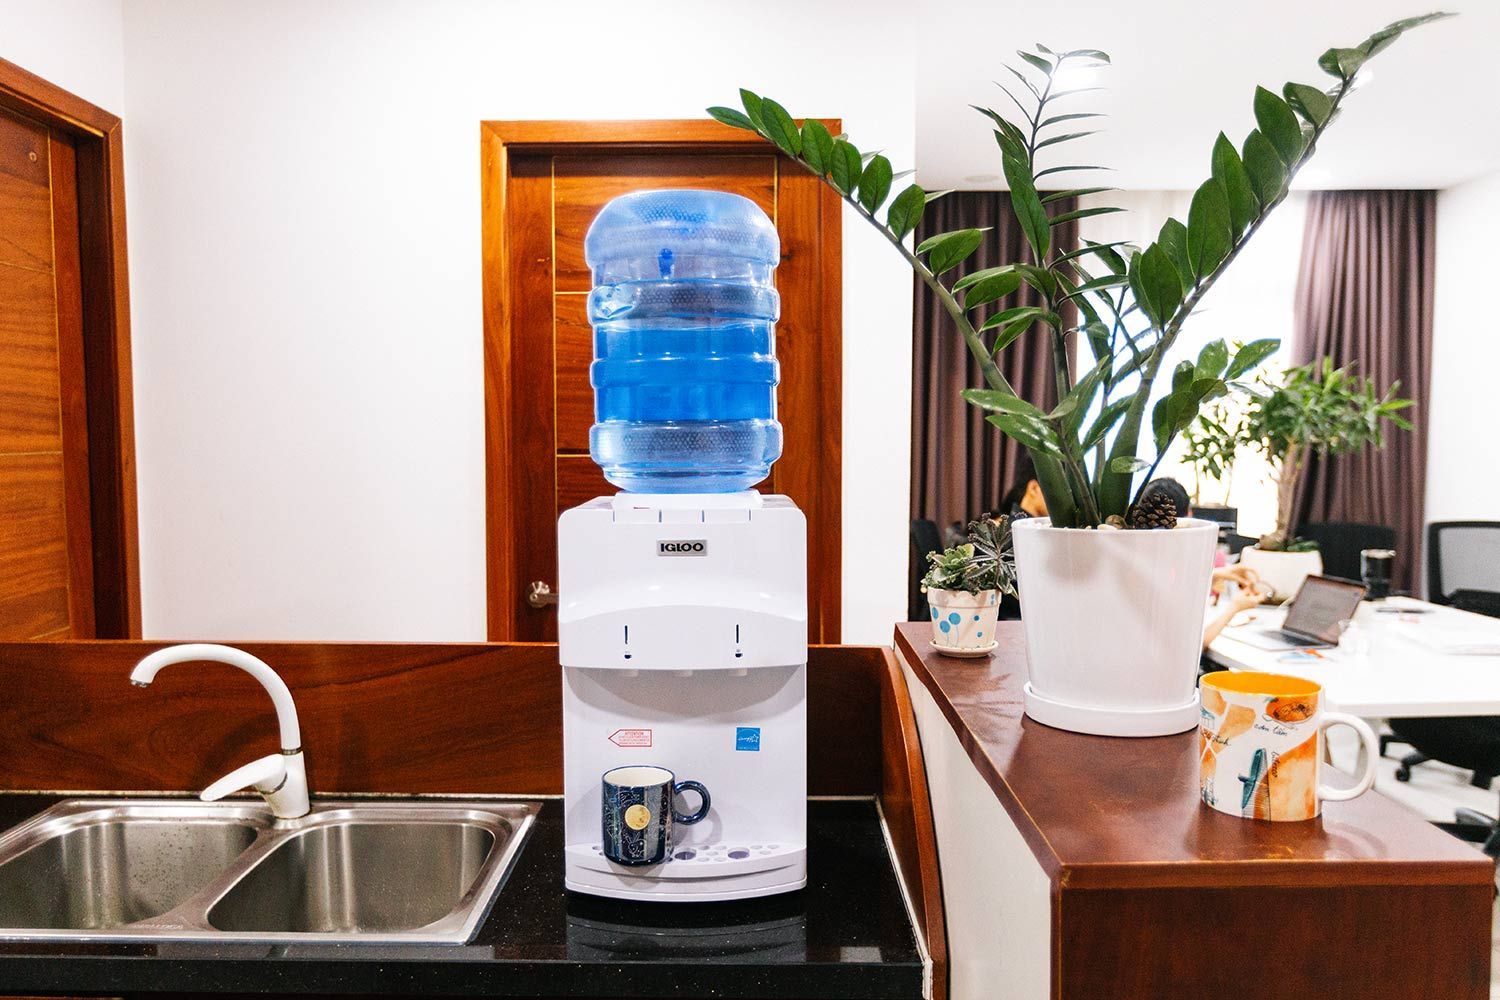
[1186,179,1232,280]
[986,413,1062,457]
[1136,244,1183,330]
[1048,205,1124,227]
[1041,186,1118,204]
[1225,337,1281,379]
[1039,111,1105,128]
[1211,133,1259,238]
[740,89,765,130]
[1002,151,1051,262]
[1241,130,1287,207]
[962,388,1044,418]
[917,228,987,276]
[886,183,925,240]
[800,120,834,175]
[924,189,954,204]
[708,106,756,132]
[1253,87,1305,166]
[1283,83,1334,127]
[758,98,801,156]
[1318,47,1368,80]
[828,140,862,196]
[1083,398,1133,451]
[961,270,1023,309]
[1156,218,1193,289]
[1360,12,1454,56]
[1035,130,1101,151]
[1171,359,1195,395]
[1109,456,1148,474]
[952,266,1014,292]
[978,305,1050,334]
[858,154,894,213]
[1017,50,1052,75]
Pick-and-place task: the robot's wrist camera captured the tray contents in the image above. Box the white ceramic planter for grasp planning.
[1238,545,1324,602]
[1011,517,1217,737]
[927,588,1001,654]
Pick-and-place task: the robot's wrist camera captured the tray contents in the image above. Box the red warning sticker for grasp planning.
[608,728,653,748]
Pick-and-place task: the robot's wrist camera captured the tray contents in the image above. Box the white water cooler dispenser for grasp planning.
[558,490,808,902]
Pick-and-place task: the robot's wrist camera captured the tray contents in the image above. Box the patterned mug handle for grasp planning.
[672,779,711,824]
[1317,712,1379,802]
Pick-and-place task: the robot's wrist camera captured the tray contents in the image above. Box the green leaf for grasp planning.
[708,106,756,132]
[1041,186,1118,204]
[978,305,1048,334]
[1156,218,1193,289]
[986,413,1062,457]
[918,228,987,276]
[1211,133,1259,239]
[1035,130,1101,151]
[1083,398,1133,451]
[1359,12,1454,57]
[1186,179,1232,281]
[1171,359,1196,395]
[1133,244,1182,330]
[885,183,925,240]
[1241,130,1287,208]
[1253,87,1305,167]
[759,97,801,156]
[1318,47,1368,80]
[1017,50,1052,75]
[857,154,894,213]
[961,270,1022,309]
[1225,337,1281,379]
[1048,205,1124,227]
[1109,456,1148,474]
[1034,164,1110,180]
[1039,111,1106,128]
[828,140,862,196]
[1282,83,1334,128]
[924,189,954,204]
[739,89,765,130]
[800,120,834,175]
[1196,339,1229,379]
[1002,151,1050,261]
[962,388,1044,419]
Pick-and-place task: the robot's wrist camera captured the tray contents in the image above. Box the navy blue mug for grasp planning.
[601,765,711,866]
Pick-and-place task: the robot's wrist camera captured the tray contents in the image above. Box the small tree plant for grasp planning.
[1243,358,1413,550]
[1180,401,1247,506]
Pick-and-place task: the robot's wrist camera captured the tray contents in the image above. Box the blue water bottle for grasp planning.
[584,189,782,493]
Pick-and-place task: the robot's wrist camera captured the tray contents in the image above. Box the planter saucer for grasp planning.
[931,640,998,659]
[1023,683,1200,738]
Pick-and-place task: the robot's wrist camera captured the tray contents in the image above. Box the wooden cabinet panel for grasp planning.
[0,263,64,452]
[0,452,71,637]
[556,454,612,517]
[551,153,777,291]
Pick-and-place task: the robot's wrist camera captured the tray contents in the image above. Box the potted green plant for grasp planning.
[710,12,1448,736]
[1180,400,1246,531]
[1237,358,1413,599]
[922,517,1017,656]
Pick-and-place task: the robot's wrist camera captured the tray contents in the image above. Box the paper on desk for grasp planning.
[1390,622,1500,656]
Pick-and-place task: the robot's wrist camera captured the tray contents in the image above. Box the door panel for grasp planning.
[0,107,95,638]
[485,122,842,643]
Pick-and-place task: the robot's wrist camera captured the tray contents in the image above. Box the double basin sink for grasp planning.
[0,798,539,944]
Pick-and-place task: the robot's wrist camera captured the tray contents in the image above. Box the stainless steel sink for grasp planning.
[0,798,538,943]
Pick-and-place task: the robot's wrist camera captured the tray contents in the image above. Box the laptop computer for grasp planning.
[1233,575,1368,651]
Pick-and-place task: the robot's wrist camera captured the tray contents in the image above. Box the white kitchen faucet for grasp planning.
[129,643,310,819]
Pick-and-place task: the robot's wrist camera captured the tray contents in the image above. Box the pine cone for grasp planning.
[1126,493,1178,530]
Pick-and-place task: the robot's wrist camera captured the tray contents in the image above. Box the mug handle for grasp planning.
[1317,712,1379,802]
[672,779,711,824]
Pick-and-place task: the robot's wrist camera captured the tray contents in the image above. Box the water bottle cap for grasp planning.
[584,189,779,276]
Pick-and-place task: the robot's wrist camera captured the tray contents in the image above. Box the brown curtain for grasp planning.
[910,192,1077,532]
[1291,190,1435,593]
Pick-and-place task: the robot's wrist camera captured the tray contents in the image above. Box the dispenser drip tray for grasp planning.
[567,842,806,880]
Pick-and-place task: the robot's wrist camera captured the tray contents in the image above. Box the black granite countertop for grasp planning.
[0,795,924,999]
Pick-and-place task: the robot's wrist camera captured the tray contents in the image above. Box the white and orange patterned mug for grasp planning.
[1199,671,1378,821]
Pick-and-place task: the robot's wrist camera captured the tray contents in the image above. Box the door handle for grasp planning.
[527,581,558,608]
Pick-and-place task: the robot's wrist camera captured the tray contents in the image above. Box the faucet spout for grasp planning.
[129,643,310,819]
[129,643,302,750]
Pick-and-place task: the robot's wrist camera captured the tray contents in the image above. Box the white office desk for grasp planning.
[1206,596,1500,718]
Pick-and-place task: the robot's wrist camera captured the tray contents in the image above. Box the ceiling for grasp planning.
[914,0,1493,190]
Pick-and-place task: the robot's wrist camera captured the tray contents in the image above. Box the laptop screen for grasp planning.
[1282,576,1368,644]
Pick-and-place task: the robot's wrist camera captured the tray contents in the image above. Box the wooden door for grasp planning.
[0,107,95,639]
[0,57,139,639]
[483,121,842,643]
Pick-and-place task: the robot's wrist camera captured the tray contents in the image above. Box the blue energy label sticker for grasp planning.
[735,727,762,751]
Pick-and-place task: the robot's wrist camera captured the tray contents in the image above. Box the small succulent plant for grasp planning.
[921,516,1018,596]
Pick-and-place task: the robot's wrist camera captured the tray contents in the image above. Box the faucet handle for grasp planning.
[201,751,309,819]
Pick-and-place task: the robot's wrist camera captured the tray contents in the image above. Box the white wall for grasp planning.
[118,0,913,643]
[1426,169,1500,526]
[0,0,125,113]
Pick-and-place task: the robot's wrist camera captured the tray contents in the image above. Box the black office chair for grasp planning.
[908,519,943,622]
[1382,522,1500,798]
[1386,715,1500,856]
[1226,533,1257,557]
[1298,521,1397,582]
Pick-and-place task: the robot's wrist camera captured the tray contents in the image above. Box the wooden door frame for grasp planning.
[480,120,842,642]
[0,57,140,637]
